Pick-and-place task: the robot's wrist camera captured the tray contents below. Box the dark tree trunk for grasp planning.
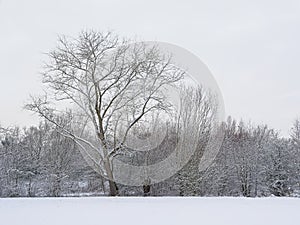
[143,184,151,196]
[108,180,119,196]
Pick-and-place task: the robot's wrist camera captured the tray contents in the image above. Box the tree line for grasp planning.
[0,117,299,197]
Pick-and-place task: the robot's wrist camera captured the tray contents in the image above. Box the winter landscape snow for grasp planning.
[1,2,300,225]
[0,197,299,225]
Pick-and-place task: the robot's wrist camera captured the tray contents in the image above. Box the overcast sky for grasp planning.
[0,0,299,136]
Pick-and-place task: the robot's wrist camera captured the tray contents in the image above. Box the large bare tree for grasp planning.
[26,30,183,196]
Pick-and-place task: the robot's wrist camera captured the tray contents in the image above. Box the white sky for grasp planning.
[0,0,299,136]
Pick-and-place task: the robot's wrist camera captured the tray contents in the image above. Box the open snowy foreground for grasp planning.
[0,197,299,225]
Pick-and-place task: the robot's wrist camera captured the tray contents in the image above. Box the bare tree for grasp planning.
[175,85,216,196]
[26,30,183,196]
[291,119,300,147]
[45,125,76,197]
[290,118,300,193]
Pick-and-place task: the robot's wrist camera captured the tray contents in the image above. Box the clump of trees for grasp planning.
[0,122,105,197]
[196,118,300,197]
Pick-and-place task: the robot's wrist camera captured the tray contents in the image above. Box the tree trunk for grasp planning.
[143,184,151,196]
[104,159,119,196]
[108,180,119,196]
[28,178,33,197]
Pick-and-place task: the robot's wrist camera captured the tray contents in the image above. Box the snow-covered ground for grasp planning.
[0,197,299,225]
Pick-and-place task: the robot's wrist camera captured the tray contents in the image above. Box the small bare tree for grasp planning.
[291,119,300,146]
[26,30,183,196]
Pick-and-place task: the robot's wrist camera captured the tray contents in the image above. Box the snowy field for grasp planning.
[0,197,299,225]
